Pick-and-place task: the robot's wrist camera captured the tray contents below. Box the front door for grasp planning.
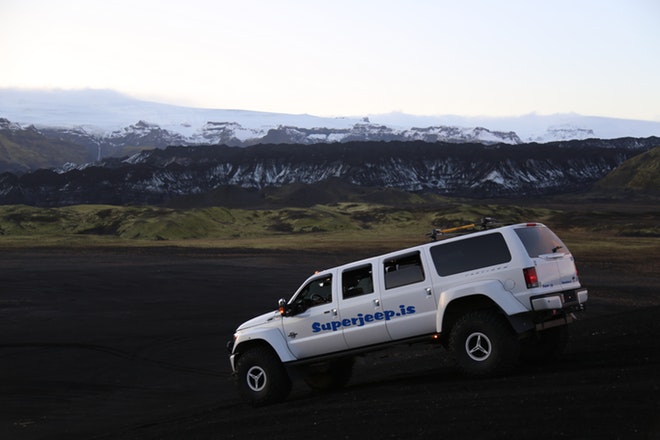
[282,272,348,359]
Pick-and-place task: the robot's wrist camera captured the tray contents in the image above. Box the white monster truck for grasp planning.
[227,221,588,406]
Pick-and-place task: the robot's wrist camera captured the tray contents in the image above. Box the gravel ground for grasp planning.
[1,247,658,440]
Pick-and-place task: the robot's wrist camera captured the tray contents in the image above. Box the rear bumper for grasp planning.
[531,288,587,330]
[531,288,588,311]
[508,288,587,334]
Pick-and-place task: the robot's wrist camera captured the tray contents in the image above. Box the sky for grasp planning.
[1,0,659,121]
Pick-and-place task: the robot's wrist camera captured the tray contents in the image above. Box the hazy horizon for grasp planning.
[2,1,659,122]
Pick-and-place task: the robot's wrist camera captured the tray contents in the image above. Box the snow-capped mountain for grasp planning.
[3,88,660,149]
[0,88,521,148]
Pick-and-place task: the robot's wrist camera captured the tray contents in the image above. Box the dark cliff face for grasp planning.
[0,119,95,173]
[0,139,656,207]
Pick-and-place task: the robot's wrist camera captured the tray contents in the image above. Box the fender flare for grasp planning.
[233,327,297,366]
[436,279,529,333]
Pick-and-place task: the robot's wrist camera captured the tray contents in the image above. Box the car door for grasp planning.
[338,262,392,348]
[281,271,348,359]
[378,250,438,340]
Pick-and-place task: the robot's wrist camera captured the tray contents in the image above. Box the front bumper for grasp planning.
[226,339,237,373]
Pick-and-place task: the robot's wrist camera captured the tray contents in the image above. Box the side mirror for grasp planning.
[278,298,289,316]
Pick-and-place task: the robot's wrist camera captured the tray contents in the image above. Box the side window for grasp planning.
[384,252,425,289]
[342,265,374,299]
[292,275,333,312]
[430,232,512,277]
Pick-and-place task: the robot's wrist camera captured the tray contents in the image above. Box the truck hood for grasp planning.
[237,310,281,331]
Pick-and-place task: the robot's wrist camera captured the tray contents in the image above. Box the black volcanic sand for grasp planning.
[1,246,659,440]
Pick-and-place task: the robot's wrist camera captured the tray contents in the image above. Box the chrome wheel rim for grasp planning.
[465,331,492,361]
[246,366,267,392]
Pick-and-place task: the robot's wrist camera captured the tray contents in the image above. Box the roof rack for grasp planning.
[427,217,501,242]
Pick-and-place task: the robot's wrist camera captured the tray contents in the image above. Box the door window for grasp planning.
[383,252,425,289]
[342,265,374,299]
[290,275,332,315]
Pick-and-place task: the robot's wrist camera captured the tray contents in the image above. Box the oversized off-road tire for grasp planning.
[303,357,354,391]
[520,326,568,364]
[449,311,520,377]
[235,346,291,406]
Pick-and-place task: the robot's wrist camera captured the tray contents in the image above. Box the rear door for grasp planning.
[514,225,580,289]
[338,262,392,348]
[377,250,438,340]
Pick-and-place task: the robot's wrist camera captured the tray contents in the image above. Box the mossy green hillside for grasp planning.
[0,203,556,241]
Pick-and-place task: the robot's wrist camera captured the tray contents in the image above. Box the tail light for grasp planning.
[523,267,539,288]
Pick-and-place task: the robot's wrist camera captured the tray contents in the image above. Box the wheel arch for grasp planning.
[234,339,274,356]
[436,280,528,339]
[233,328,297,365]
[440,294,505,338]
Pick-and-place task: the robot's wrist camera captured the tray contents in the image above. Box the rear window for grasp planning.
[430,232,511,277]
[514,227,566,258]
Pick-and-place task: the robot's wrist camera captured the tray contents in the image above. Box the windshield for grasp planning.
[514,226,567,258]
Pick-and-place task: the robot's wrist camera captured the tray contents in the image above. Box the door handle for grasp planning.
[324,308,338,316]
[373,299,380,307]
[426,287,433,297]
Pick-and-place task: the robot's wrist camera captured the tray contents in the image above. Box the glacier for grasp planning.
[2,88,660,147]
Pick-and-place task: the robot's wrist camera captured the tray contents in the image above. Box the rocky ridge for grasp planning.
[1,138,656,207]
